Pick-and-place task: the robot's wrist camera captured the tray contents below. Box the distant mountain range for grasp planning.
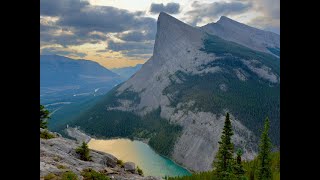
[111,64,143,79]
[67,13,280,172]
[40,55,124,103]
[40,55,125,130]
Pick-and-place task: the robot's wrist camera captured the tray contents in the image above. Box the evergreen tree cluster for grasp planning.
[40,104,56,139]
[167,113,277,180]
[76,142,92,161]
[40,104,50,129]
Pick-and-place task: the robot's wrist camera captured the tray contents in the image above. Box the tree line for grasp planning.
[166,113,278,180]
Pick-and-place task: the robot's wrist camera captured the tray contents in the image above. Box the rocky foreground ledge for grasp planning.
[40,129,161,180]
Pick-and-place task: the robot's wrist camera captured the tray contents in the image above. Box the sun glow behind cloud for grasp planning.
[40,0,279,69]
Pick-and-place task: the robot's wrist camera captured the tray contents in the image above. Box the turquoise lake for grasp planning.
[88,138,191,178]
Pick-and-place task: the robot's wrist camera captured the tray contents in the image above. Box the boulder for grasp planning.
[124,162,136,173]
[103,167,118,175]
[99,154,117,168]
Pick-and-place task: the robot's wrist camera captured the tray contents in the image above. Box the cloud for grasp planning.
[183,0,279,34]
[40,0,279,65]
[40,0,157,61]
[249,16,280,34]
[40,22,106,47]
[149,2,181,14]
[107,40,154,59]
[58,6,155,33]
[253,0,279,19]
[247,0,280,33]
[41,47,86,57]
[186,1,252,25]
[107,40,153,53]
[40,0,89,16]
[117,30,156,42]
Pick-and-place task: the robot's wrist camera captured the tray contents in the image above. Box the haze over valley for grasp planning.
[40,1,280,179]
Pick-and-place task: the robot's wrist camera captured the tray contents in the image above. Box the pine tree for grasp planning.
[76,142,91,161]
[213,113,235,179]
[234,149,246,180]
[257,117,272,180]
[40,104,50,129]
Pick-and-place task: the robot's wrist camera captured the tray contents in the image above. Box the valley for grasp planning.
[65,12,280,172]
[40,11,280,179]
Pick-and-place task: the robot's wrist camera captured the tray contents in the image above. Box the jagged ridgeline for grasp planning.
[66,12,279,172]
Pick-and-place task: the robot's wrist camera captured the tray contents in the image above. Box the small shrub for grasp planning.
[57,164,66,169]
[44,173,57,180]
[75,142,91,161]
[61,171,78,180]
[40,130,56,139]
[137,166,143,176]
[81,168,110,180]
[117,159,124,168]
[53,156,60,162]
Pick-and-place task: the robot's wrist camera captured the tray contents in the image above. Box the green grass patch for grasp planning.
[117,159,125,168]
[40,130,56,139]
[81,169,110,180]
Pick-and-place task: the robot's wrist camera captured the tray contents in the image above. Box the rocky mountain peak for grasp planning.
[157,12,182,26]
[217,15,235,23]
[72,13,279,172]
[153,12,204,63]
[201,16,280,54]
[217,15,245,25]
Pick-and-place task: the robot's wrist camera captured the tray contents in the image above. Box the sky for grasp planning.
[40,0,280,69]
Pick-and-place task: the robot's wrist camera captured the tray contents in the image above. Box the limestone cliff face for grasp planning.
[74,12,279,172]
[116,12,215,114]
[108,13,263,171]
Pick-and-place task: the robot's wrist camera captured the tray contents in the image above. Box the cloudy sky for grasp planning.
[40,0,280,69]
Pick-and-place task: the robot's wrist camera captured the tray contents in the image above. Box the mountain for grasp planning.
[69,13,280,172]
[201,16,280,57]
[40,55,124,103]
[40,55,123,97]
[40,55,124,130]
[111,64,143,79]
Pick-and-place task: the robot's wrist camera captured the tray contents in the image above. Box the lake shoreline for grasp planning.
[88,137,192,177]
[66,127,192,177]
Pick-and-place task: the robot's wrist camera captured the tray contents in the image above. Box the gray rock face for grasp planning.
[88,13,279,172]
[124,162,136,172]
[40,129,157,180]
[241,59,279,83]
[201,16,280,56]
[116,12,215,114]
[65,127,91,143]
[170,111,257,171]
[94,150,118,168]
[105,12,261,172]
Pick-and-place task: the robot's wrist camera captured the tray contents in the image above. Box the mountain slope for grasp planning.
[111,64,143,79]
[70,12,280,172]
[40,55,122,92]
[201,16,280,57]
[40,55,124,130]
